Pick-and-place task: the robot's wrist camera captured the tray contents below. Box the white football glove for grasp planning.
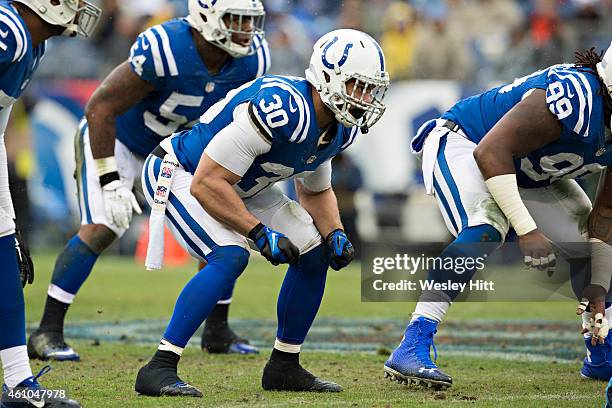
[582,312,610,345]
[101,180,142,230]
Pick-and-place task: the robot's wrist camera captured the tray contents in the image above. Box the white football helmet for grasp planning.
[13,0,101,37]
[187,0,265,58]
[597,41,612,96]
[596,42,612,129]
[305,29,390,132]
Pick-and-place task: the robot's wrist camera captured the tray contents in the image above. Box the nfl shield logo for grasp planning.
[161,167,173,178]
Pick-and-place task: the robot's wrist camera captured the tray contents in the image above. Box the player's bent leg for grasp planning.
[135,245,250,398]
[246,189,341,392]
[262,244,342,392]
[0,233,33,390]
[28,224,117,363]
[521,180,612,380]
[201,280,258,355]
[384,224,503,390]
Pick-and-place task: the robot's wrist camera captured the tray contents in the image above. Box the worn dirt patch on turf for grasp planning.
[37,319,583,362]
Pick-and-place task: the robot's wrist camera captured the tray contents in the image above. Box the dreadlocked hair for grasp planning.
[574,47,603,71]
[574,47,611,111]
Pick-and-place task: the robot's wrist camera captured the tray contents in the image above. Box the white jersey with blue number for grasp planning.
[171,75,360,199]
[0,0,45,110]
[442,64,609,188]
[117,18,270,157]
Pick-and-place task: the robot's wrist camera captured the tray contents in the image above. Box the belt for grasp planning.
[152,145,167,159]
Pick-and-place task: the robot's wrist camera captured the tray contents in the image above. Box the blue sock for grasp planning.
[427,225,502,301]
[276,243,328,345]
[50,235,99,298]
[0,234,26,350]
[163,245,249,348]
[219,281,235,303]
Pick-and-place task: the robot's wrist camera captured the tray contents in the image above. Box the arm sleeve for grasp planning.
[299,160,333,193]
[204,103,272,177]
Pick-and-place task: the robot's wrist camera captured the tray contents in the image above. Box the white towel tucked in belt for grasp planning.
[145,154,179,270]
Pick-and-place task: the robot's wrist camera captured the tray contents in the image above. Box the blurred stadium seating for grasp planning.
[7,0,610,251]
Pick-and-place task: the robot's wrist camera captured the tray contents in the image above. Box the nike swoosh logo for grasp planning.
[288,97,297,113]
[0,29,8,38]
[141,39,150,51]
[566,84,575,99]
[27,397,45,408]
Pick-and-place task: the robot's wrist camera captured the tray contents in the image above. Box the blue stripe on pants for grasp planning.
[436,135,468,231]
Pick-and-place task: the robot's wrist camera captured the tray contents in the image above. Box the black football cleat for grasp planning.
[201,323,258,355]
[135,362,202,398]
[262,359,342,392]
[27,331,80,362]
[1,366,82,407]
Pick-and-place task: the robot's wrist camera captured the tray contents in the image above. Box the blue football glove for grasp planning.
[326,229,354,271]
[248,223,300,266]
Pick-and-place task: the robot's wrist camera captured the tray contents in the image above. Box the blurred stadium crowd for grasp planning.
[33,0,612,81]
[6,0,611,252]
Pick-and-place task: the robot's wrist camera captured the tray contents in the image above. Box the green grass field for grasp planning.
[21,252,608,407]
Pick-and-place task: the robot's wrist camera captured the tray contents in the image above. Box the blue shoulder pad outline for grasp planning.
[546,66,603,140]
[252,35,271,78]
[247,77,311,144]
[0,5,29,65]
[129,24,179,85]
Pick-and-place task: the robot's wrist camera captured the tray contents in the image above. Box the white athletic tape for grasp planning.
[94,156,118,177]
[145,154,179,271]
[485,174,537,236]
[590,238,612,292]
[274,339,301,353]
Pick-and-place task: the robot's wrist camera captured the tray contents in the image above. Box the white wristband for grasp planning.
[94,156,118,177]
[485,174,537,236]
[590,237,612,293]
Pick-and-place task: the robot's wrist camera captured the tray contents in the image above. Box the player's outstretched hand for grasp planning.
[326,229,354,271]
[248,223,300,266]
[577,284,608,346]
[101,180,142,230]
[14,224,34,287]
[518,229,556,274]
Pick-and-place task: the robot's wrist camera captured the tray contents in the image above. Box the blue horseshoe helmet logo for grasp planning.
[322,36,354,70]
[198,0,218,9]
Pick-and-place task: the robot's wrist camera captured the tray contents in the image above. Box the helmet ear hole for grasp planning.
[51,0,60,5]
[200,13,208,23]
[323,72,331,83]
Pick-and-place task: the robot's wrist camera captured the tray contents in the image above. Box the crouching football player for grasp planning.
[385,44,612,389]
[134,29,390,397]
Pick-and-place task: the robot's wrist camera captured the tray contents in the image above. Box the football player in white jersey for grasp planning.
[0,1,100,406]
[28,0,269,362]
